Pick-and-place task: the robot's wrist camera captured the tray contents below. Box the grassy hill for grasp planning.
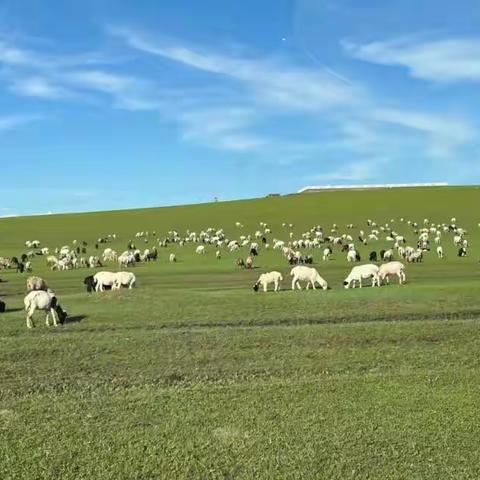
[1,186,480,479]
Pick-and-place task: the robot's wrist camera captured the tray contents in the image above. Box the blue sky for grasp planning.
[1,0,479,215]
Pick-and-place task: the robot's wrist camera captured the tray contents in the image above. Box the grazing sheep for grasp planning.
[290,266,328,290]
[169,253,177,263]
[118,251,135,268]
[46,255,58,267]
[245,256,254,269]
[322,247,332,261]
[88,256,102,268]
[24,289,67,328]
[113,272,136,290]
[93,271,117,292]
[215,250,221,260]
[436,246,444,259]
[196,245,205,255]
[26,276,48,292]
[343,264,379,289]
[378,261,406,285]
[83,275,97,293]
[382,249,394,261]
[347,250,360,262]
[253,271,283,292]
[346,250,356,262]
[103,248,118,262]
[369,251,378,262]
[236,258,246,268]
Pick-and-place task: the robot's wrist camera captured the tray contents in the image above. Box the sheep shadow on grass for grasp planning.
[64,314,88,324]
[4,307,24,313]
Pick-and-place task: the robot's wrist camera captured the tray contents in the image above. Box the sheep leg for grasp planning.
[26,313,34,329]
[50,308,59,327]
[45,312,51,326]
[359,278,362,288]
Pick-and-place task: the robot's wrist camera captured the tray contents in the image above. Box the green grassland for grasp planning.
[1,186,480,479]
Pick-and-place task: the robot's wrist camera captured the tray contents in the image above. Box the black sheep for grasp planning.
[83,275,96,293]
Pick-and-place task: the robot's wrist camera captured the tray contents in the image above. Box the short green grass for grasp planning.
[1,186,480,479]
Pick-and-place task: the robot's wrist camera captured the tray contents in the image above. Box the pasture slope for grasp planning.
[1,185,480,479]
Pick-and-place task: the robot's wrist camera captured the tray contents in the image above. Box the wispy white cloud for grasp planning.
[343,36,480,83]
[109,27,477,160]
[0,39,120,69]
[372,108,474,156]
[309,158,389,182]
[177,107,267,151]
[109,26,362,112]
[9,76,71,99]
[0,114,42,131]
[0,27,476,165]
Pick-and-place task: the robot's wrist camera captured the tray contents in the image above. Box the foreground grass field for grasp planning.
[1,186,480,479]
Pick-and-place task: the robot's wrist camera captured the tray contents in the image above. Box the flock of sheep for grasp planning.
[0,214,474,328]
[253,262,405,293]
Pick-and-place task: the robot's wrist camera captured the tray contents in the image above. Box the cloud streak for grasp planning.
[0,27,476,166]
[110,27,362,112]
[372,108,474,156]
[0,114,42,131]
[309,158,389,182]
[343,36,480,83]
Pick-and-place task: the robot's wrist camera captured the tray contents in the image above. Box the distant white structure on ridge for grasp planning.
[298,182,448,193]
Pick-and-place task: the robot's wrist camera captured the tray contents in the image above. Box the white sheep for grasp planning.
[46,255,58,267]
[436,246,444,259]
[24,289,66,328]
[344,264,379,289]
[103,248,118,262]
[88,256,101,268]
[378,261,406,285]
[322,247,332,261]
[26,276,47,292]
[93,272,117,292]
[112,272,136,290]
[290,266,328,290]
[253,271,283,292]
[383,249,394,261]
[346,250,358,262]
[118,251,135,268]
[169,253,177,262]
[196,245,205,254]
